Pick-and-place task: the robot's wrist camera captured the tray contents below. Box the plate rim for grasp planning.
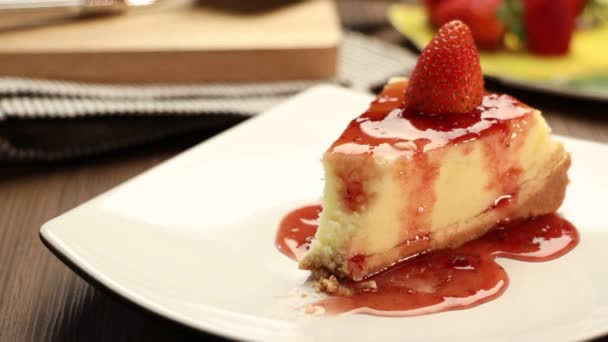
[38,232,218,338]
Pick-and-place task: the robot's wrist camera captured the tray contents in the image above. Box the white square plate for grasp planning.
[41,85,608,342]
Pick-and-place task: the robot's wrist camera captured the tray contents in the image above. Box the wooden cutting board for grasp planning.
[0,0,340,83]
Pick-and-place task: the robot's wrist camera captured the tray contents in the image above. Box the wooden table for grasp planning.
[2,26,608,342]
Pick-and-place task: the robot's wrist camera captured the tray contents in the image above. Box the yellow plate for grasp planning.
[388,4,608,98]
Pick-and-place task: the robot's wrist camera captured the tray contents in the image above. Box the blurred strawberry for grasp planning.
[568,0,587,17]
[433,0,467,25]
[524,0,575,55]
[422,0,450,26]
[433,0,506,50]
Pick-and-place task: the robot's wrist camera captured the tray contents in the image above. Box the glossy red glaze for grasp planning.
[329,81,531,155]
[276,205,579,316]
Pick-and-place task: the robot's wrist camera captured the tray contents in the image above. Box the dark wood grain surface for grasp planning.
[2,17,608,342]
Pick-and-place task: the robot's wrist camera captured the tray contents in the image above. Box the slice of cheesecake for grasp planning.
[299,78,570,281]
[299,21,570,281]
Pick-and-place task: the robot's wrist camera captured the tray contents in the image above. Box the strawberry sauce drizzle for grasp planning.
[276,205,579,316]
[330,81,531,156]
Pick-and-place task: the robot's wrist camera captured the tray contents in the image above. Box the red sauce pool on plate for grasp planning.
[275,205,579,316]
[275,205,321,261]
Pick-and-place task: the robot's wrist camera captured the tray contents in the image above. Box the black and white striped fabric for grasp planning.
[0,32,416,161]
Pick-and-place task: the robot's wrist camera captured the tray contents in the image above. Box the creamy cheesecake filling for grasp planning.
[300,80,567,280]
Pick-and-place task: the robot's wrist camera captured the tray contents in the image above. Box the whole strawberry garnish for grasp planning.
[405,20,484,114]
[523,0,575,55]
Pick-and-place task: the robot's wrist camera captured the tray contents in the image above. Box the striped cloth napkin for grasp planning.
[0,31,416,161]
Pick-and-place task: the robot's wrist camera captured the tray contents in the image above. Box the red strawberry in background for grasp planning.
[524,0,575,55]
[432,0,506,50]
[405,20,484,114]
[423,0,449,26]
[433,0,468,26]
[568,0,587,17]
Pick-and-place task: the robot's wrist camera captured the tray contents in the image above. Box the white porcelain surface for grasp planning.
[41,85,608,342]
